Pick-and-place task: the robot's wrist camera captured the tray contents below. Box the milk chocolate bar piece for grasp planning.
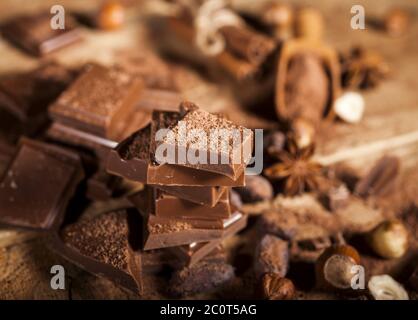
[106,124,245,187]
[156,185,228,207]
[143,211,246,250]
[170,244,225,268]
[1,12,82,56]
[46,106,151,153]
[49,64,144,139]
[169,211,247,267]
[153,101,253,180]
[130,187,231,219]
[86,169,120,201]
[54,209,144,294]
[155,189,231,219]
[0,138,84,230]
[0,62,75,122]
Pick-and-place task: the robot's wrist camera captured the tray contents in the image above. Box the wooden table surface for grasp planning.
[0,0,417,299]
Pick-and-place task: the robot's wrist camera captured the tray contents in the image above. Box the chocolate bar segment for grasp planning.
[169,211,247,267]
[107,124,245,186]
[130,187,231,219]
[156,185,227,207]
[153,101,253,180]
[49,64,144,139]
[1,12,82,56]
[143,211,246,250]
[86,168,120,201]
[55,209,143,294]
[0,138,84,230]
[46,107,151,151]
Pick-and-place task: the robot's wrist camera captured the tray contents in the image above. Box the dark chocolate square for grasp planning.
[1,12,82,56]
[0,138,84,230]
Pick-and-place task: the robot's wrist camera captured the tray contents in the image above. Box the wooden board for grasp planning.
[0,0,417,299]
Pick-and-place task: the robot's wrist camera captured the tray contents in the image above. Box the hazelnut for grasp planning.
[234,175,273,203]
[315,244,361,290]
[295,7,324,40]
[259,273,295,300]
[97,1,125,30]
[292,117,316,149]
[334,92,365,124]
[384,8,410,37]
[367,220,408,259]
[368,275,409,300]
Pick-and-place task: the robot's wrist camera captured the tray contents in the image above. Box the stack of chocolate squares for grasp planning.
[106,101,253,267]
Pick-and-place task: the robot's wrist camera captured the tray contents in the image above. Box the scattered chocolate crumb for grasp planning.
[169,261,235,297]
[255,234,289,278]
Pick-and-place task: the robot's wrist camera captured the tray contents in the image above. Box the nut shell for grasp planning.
[315,244,361,290]
[259,273,296,300]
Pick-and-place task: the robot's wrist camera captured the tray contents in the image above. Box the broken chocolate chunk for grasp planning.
[0,138,84,230]
[169,261,235,297]
[255,234,289,278]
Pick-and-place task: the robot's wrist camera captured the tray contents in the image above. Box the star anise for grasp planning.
[264,141,326,196]
[340,46,390,90]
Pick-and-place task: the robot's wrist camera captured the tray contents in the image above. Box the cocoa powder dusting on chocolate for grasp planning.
[62,210,131,271]
[148,220,193,234]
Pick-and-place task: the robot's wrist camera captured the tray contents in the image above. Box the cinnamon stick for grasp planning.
[167,17,258,81]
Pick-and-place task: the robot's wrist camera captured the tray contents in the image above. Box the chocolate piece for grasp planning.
[169,210,247,267]
[155,101,253,180]
[107,124,245,186]
[169,260,234,297]
[86,169,120,201]
[46,108,151,151]
[254,234,289,278]
[0,138,84,230]
[55,209,143,294]
[143,211,246,250]
[170,242,224,268]
[0,139,14,164]
[156,185,228,207]
[155,189,231,219]
[0,62,75,122]
[1,13,82,56]
[130,187,231,219]
[49,64,144,139]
